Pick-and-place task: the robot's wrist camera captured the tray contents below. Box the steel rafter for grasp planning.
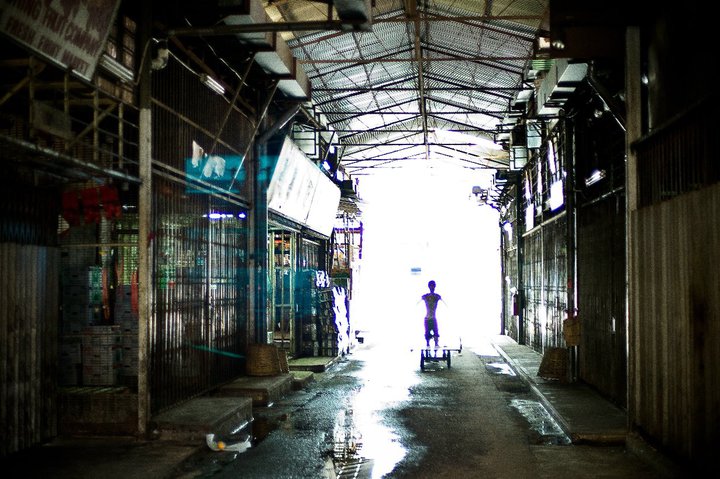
[270,0,547,173]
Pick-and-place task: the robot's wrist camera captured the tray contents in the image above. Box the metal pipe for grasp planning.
[169,20,361,37]
[298,55,536,64]
[587,62,626,132]
[257,103,301,144]
[0,135,141,184]
[564,118,578,382]
[209,54,256,155]
[516,180,526,345]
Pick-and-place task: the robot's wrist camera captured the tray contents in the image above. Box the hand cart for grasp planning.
[414,341,462,371]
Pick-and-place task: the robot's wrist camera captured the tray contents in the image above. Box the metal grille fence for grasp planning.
[635,97,716,207]
[150,177,248,413]
[522,216,567,352]
[148,53,252,414]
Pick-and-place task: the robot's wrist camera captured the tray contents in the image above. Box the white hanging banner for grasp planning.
[0,0,121,81]
[268,136,340,237]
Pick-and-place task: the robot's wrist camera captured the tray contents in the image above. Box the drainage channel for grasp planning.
[484,357,571,446]
[509,399,571,445]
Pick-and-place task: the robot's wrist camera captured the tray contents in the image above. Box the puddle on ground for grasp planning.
[329,344,416,478]
[251,415,282,445]
[486,361,517,376]
[331,405,405,479]
[509,399,571,445]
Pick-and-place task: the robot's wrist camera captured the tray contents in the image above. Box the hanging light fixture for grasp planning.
[200,74,225,95]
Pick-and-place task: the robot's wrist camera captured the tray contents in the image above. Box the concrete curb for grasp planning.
[489,339,626,446]
[490,341,570,433]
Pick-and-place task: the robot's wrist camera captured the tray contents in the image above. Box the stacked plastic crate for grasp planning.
[298,270,317,356]
[115,284,138,381]
[61,266,103,334]
[81,325,121,385]
[58,336,82,385]
[318,288,337,356]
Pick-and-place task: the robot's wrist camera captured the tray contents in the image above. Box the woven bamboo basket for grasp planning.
[246,343,281,376]
[563,317,581,346]
[537,347,568,381]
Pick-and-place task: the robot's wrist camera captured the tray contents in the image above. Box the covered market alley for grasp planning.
[0,0,717,472]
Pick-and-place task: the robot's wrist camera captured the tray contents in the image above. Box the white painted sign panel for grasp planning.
[0,0,120,81]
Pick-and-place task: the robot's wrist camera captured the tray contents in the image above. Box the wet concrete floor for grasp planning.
[171,337,665,478]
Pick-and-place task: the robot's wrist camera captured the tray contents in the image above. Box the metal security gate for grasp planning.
[148,51,253,414]
[270,230,295,355]
[149,176,248,414]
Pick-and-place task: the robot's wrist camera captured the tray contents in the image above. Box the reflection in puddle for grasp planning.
[331,344,418,478]
[333,408,374,478]
[509,399,571,445]
[486,361,516,376]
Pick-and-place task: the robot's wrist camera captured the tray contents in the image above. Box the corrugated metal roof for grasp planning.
[268,0,548,174]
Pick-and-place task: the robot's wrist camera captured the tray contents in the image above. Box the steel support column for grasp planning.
[564,119,578,382]
[516,178,526,345]
[137,0,152,437]
[251,94,300,345]
[252,139,272,345]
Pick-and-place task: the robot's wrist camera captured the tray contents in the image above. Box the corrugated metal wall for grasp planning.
[573,90,628,407]
[631,184,720,462]
[1,187,59,456]
[500,185,520,338]
[630,96,719,462]
[502,238,519,338]
[577,195,626,406]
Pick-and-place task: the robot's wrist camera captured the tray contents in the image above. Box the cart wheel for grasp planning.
[447,352,452,369]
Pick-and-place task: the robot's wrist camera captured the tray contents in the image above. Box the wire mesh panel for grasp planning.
[270,230,295,355]
[149,52,252,414]
[207,207,248,385]
[57,197,138,390]
[150,176,248,414]
[541,217,567,348]
[522,230,543,350]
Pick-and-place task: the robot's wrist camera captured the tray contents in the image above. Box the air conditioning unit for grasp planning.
[526,121,543,149]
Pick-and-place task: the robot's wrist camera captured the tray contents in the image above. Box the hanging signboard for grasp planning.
[0,0,120,81]
[268,138,315,223]
[268,136,341,237]
[305,166,341,237]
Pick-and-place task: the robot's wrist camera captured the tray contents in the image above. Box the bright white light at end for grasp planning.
[355,167,502,343]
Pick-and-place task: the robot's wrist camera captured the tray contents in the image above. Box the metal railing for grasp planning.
[634,97,716,207]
